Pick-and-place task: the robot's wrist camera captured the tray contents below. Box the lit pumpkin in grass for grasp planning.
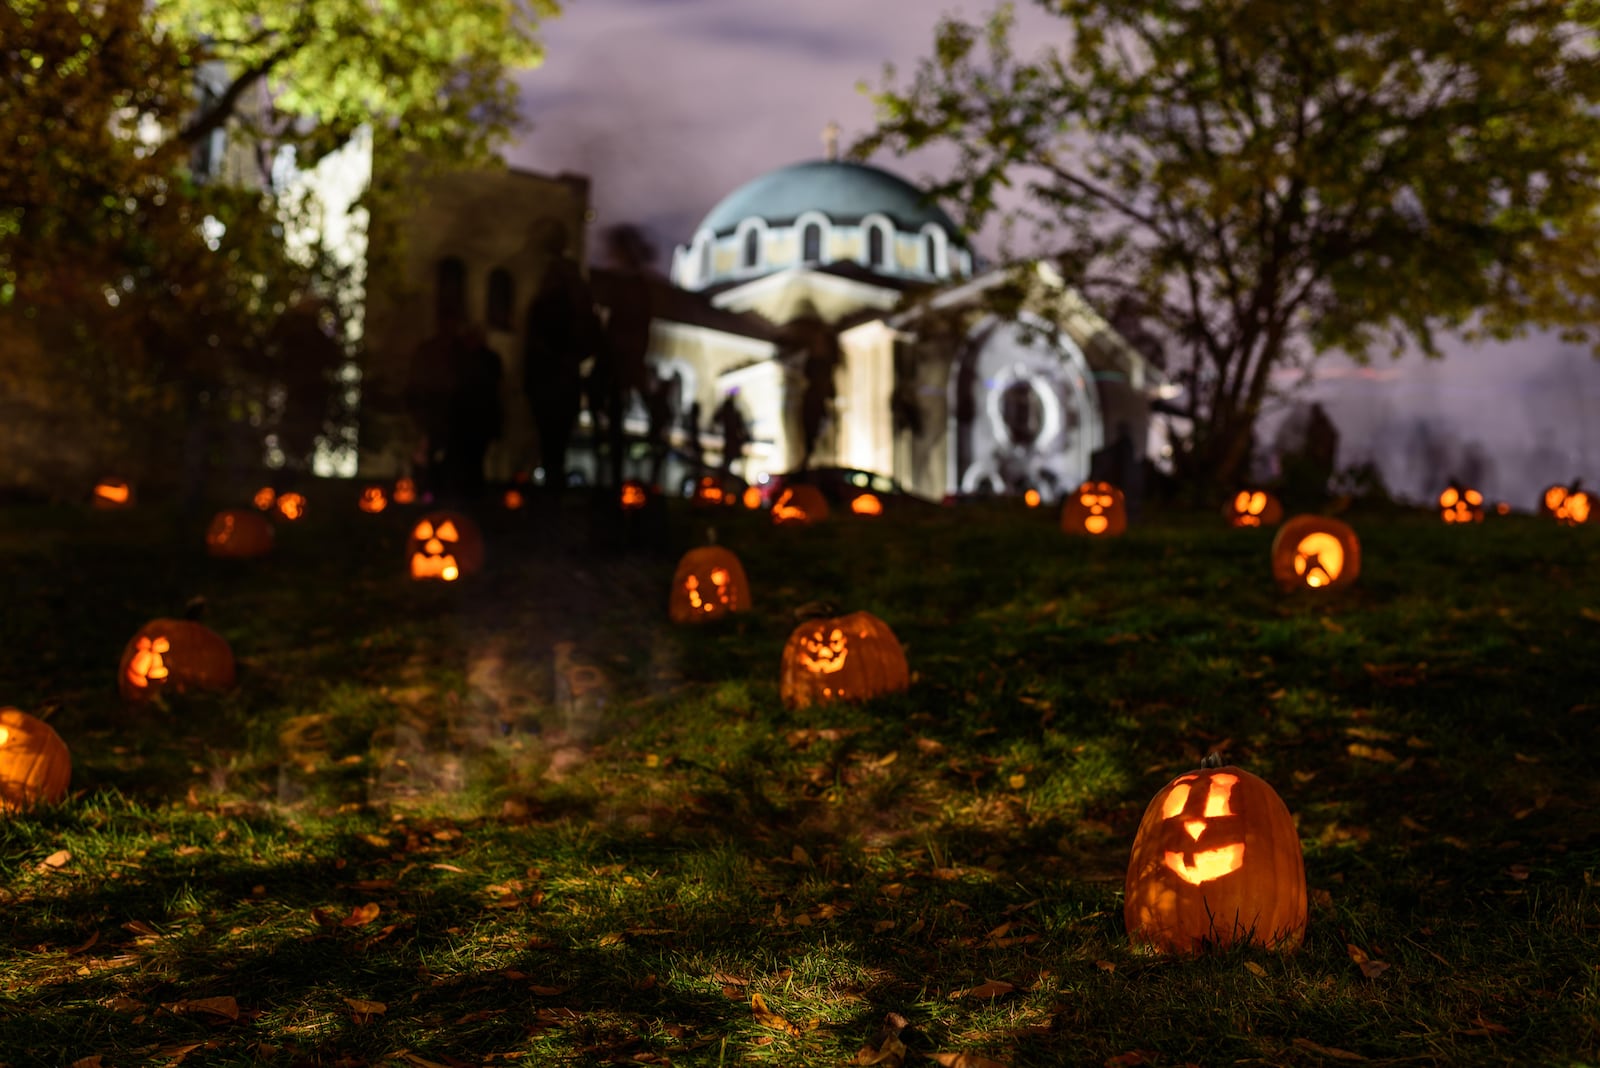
[1224,490,1283,529]
[407,513,484,582]
[691,476,727,508]
[0,708,71,813]
[205,509,274,558]
[503,488,525,511]
[1541,482,1591,526]
[1438,482,1484,524]
[393,478,417,505]
[620,480,651,511]
[850,493,883,517]
[118,620,237,701]
[1061,481,1126,536]
[253,486,277,511]
[779,611,909,710]
[1270,515,1361,592]
[1124,755,1307,954]
[1024,489,1042,508]
[669,546,751,623]
[275,492,307,522]
[358,486,388,513]
[91,479,135,509]
[743,486,763,510]
[772,484,830,526]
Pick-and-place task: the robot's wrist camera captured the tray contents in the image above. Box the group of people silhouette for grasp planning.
[404,222,751,503]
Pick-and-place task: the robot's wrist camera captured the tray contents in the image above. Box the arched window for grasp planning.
[699,239,713,282]
[486,268,514,331]
[924,232,940,276]
[867,226,886,269]
[742,228,760,269]
[436,256,466,329]
[802,223,822,263]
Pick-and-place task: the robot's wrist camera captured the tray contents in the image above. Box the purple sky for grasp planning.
[504,0,1600,504]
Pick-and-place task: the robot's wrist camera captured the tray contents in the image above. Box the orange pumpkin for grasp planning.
[1124,756,1307,954]
[1438,482,1484,524]
[669,546,751,623]
[742,486,763,510]
[503,488,525,510]
[393,477,417,505]
[253,486,277,511]
[275,492,307,522]
[620,480,651,511]
[1024,489,1042,508]
[1061,481,1126,536]
[0,708,71,813]
[91,479,135,509]
[779,611,909,710]
[1541,482,1591,526]
[118,620,237,701]
[407,512,484,582]
[772,484,830,526]
[1270,515,1361,592]
[1224,490,1284,529]
[205,509,274,558]
[358,486,388,513]
[691,476,727,508]
[850,493,884,517]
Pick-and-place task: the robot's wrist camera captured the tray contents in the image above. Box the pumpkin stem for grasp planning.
[1201,751,1224,769]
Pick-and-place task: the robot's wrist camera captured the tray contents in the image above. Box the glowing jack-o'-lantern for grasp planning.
[621,480,650,511]
[850,493,883,517]
[779,610,909,710]
[1125,755,1307,954]
[358,486,388,514]
[393,478,417,505]
[1061,481,1126,536]
[253,486,277,511]
[1024,489,1042,508]
[118,620,237,701]
[504,488,525,510]
[668,546,751,623]
[743,486,763,510]
[205,509,274,558]
[91,479,135,509]
[407,512,484,582]
[275,492,307,521]
[772,484,830,526]
[0,708,71,813]
[1438,482,1484,524]
[1542,482,1591,526]
[1224,490,1283,529]
[1270,515,1361,592]
[692,476,727,508]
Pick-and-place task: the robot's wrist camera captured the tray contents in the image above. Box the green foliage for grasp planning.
[857,0,1600,488]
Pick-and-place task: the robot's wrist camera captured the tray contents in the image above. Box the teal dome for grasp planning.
[694,160,966,243]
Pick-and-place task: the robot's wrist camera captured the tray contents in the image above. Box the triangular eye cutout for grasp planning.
[414,521,434,540]
[436,521,460,542]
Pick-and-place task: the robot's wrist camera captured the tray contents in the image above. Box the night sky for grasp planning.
[506,0,1600,504]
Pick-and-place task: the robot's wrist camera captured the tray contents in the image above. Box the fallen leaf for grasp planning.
[42,849,71,869]
[1244,961,1267,978]
[929,1054,1009,1067]
[342,903,381,927]
[914,737,946,755]
[1346,743,1397,763]
[951,979,1015,1000]
[874,751,899,768]
[1095,960,1116,973]
[70,1058,104,1068]
[67,931,100,955]
[855,1012,910,1066]
[343,997,387,1016]
[1346,943,1390,979]
[1007,774,1026,789]
[1461,1015,1512,1036]
[1103,1054,1153,1068]
[166,995,240,1021]
[529,985,567,996]
[1291,1037,1366,1060]
[750,992,801,1036]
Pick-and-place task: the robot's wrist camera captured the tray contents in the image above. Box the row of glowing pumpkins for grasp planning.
[0,694,1303,958]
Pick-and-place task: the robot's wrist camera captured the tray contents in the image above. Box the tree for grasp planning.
[855,0,1600,491]
[0,0,559,495]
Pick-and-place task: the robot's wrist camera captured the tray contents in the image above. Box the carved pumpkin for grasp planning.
[779,611,909,710]
[692,476,727,508]
[393,478,417,505]
[275,492,307,521]
[504,488,525,510]
[1024,489,1042,508]
[1438,482,1484,524]
[621,480,650,511]
[253,486,277,511]
[1542,482,1591,526]
[772,484,830,526]
[118,620,237,701]
[743,486,763,510]
[1224,490,1284,529]
[205,509,274,558]
[1271,515,1361,592]
[669,546,751,623]
[1061,481,1126,536]
[91,479,135,509]
[0,709,70,813]
[850,493,884,517]
[358,486,388,513]
[1125,755,1307,954]
[1494,501,1512,517]
[408,512,484,582]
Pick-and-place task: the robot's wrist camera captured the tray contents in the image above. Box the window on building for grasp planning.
[699,239,713,281]
[867,225,886,268]
[436,256,467,329]
[924,232,940,275]
[802,223,822,263]
[486,268,514,331]
[742,229,760,268]
[1001,380,1044,446]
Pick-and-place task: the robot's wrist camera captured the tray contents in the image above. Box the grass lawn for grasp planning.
[1,492,1597,1067]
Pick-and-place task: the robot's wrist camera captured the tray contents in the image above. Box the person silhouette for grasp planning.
[443,324,503,500]
[521,220,599,495]
[589,224,657,487]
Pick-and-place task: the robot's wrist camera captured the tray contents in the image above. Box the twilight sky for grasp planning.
[504,0,1600,503]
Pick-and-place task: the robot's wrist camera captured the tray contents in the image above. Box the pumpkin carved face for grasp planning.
[772,484,830,526]
[1225,490,1283,529]
[118,620,237,701]
[408,512,484,582]
[1542,483,1591,526]
[1061,481,1127,536]
[743,486,763,510]
[620,480,649,511]
[1271,515,1361,592]
[393,478,417,505]
[850,493,883,517]
[779,611,909,710]
[205,509,274,558]
[692,476,726,508]
[275,492,307,521]
[1125,760,1307,954]
[669,546,752,623]
[0,708,71,813]
[1438,483,1484,524]
[359,486,388,513]
[92,479,135,509]
[253,486,277,511]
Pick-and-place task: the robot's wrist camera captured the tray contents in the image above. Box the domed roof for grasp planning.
[694,160,966,244]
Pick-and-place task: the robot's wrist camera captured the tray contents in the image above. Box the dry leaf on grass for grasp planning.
[164,995,239,1021]
[41,849,71,869]
[343,997,386,1017]
[342,902,381,927]
[949,979,1014,1000]
[930,1053,1009,1067]
[749,992,801,1035]
[69,1058,103,1068]
[854,1011,910,1066]
[1345,943,1390,979]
